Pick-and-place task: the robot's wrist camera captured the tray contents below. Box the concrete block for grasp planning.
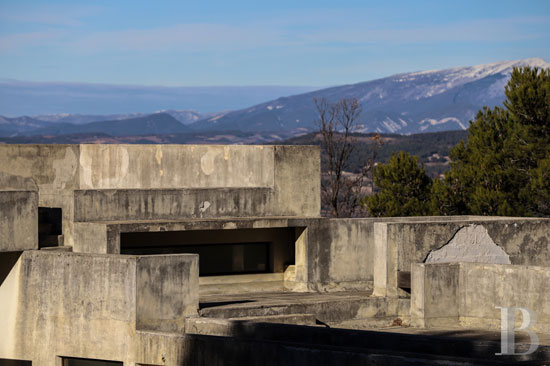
[411,262,550,333]
[0,251,200,365]
[136,254,199,332]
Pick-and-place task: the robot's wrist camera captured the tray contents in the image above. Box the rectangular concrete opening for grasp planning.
[38,207,62,248]
[60,357,122,366]
[120,228,296,276]
[0,359,31,366]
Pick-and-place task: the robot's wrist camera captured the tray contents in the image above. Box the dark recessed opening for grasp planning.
[38,207,62,248]
[121,227,296,276]
[61,358,122,366]
[0,359,31,366]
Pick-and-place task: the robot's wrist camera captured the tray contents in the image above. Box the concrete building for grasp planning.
[0,144,549,365]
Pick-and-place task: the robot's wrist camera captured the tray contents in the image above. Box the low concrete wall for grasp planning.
[303,219,373,292]
[301,216,484,292]
[0,251,198,365]
[411,262,550,333]
[74,216,492,293]
[374,218,550,297]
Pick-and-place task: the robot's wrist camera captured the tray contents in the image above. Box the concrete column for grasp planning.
[410,263,426,327]
[373,223,399,297]
[293,227,309,291]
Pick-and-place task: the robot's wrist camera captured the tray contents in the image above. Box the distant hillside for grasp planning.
[0,130,285,145]
[0,115,52,136]
[31,109,226,125]
[191,58,549,135]
[281,130,469,177]
[30,113,190,137]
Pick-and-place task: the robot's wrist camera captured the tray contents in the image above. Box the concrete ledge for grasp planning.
[199,292,408,324]
[74,187,275,222]
[199,273,285,295]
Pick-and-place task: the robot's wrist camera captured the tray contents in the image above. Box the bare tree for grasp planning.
[315,97,380,217]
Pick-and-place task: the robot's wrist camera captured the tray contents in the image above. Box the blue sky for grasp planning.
[1,0,549,87]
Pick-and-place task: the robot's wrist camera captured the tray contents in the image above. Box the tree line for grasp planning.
[318,66,550,217]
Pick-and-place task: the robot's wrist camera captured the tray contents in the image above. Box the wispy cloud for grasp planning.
[0,30,65,51]
[0,4,102,27]
[1,8,548,56]
[66,14,550,53]
[71,23,285,53]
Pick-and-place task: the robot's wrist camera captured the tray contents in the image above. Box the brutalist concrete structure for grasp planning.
[1,144,549,366]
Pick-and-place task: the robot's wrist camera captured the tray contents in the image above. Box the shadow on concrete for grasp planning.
[0,252,22,287]
[199,299,255,309]
[181,321,550,365]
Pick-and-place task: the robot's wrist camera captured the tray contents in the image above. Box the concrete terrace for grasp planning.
[1,144,549,365]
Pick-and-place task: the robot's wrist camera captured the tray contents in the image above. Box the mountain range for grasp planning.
[192,58,549,135]
[0,58,548,140]
[0,81,316,116]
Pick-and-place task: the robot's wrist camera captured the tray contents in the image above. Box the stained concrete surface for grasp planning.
[199,290,410,326]
[425,224,511,264]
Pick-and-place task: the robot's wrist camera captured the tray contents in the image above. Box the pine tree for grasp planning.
[364,151,432,217]
[433,66,550,216]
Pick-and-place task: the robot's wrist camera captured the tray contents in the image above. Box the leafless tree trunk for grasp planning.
[315,97,380,217]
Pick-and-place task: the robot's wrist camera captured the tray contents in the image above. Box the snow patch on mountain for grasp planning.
[419,117,466,131]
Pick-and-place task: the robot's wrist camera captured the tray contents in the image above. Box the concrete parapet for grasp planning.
[0,250,198,365]
[373,217,550,297]
[411,262,550,333]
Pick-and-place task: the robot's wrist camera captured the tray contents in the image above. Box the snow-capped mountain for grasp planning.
[191,58,549,134]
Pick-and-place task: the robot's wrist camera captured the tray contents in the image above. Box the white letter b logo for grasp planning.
[496,306,539,355]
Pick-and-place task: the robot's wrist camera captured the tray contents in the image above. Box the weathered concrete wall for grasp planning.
[304,219,373,292]
[136,254,199,332]
[0,172,38,252]
[78,144,275,190]
[410,263,460,328]
[374,218,550,297]
[0,191,38,252]
[0,251,198,365]
[0,144,320,246]
[73,216,491,292]
[411,262,550,333]
[73,187,273,221]
[0,145,80,246]
[425,224,511,264]
[302,216,483,292]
